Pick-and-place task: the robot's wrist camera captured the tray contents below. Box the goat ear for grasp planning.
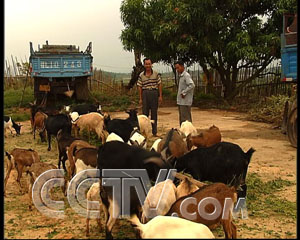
[160,147,167,161]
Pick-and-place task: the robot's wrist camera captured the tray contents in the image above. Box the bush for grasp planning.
[247,95,291,126]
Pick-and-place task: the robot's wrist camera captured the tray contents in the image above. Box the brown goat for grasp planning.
[166,182,237,238]
[4,148,40,195]
[33,111,48,142]
[186,125,221,150]
[72,112,106,143]
[157,128,188,160]
[26,162,57,210]
[66,140,96,179]
[176,177,199,199]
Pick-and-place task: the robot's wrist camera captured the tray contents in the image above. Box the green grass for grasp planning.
[246,173,296,219]
[4,87,34,108]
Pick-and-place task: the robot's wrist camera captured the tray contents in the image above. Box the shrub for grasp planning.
[247,95,291,126]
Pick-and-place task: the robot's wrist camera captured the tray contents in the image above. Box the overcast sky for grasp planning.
[5,0,170,73]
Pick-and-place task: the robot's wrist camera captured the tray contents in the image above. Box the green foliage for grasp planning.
[246,173,296,219]
[4,87,34,108]
[120,0,296,99]
[247,95,290,126]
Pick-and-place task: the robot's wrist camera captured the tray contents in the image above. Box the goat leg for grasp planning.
[47,133,51,151]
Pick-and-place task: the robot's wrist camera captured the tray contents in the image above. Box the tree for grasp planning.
[120,0,296,100]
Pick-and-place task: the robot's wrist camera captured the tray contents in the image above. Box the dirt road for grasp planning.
[4,107,297,239]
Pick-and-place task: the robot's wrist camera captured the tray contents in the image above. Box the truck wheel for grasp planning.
[287,105,297,148]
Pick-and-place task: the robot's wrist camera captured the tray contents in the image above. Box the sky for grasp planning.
[5,0,170,73]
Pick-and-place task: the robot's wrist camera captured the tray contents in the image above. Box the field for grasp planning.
[4,106,297,239]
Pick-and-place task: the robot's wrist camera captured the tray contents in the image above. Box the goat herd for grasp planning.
[4,102,256,239]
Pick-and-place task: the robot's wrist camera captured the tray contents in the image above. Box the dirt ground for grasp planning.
[4,106,297,239]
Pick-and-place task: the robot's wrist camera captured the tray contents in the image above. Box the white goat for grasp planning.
[179,120,198,138]
[141,179,177,223]
[130,214,215,239]
[106,132,124,143]
[128,130,147,148]
[150,138,162,152]
[137,115,154,139]
[86,182,106,236]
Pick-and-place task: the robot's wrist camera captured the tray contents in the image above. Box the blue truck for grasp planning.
[29,41,93,104]
[281,13,297,147]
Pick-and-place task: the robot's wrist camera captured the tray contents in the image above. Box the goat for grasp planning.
[186,125,221,150]
[166,182,237,238]
[64,103,102,115]
[137,114,154,139]
[128,129,147,148]
[105,132,124,143]
[141,179,177,224]
[56,129,81,171]
[4,116,22,137]
[73,147,98,176]
[150,138,162,152]
[129,214,215,239]
[176,177,199,199]
[33,111,48,142]
[104,109,139,142]
[66,140,96,179]
[4,148,40,195]
[29,102,59,129]
[86,182,106,237]
[157,128,188,161]
[173,142,255,199]
[179,120,197,138]
[97,141,170,239]
[25,162,57,210]
[72,112,106,143]
[42,113,72,151]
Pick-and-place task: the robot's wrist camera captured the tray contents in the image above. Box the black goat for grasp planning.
[173,141,255,199]
[56,129,81,171]
[64,103,102,115]
[104,109,140,142]
[97,141,170,239]
[42,114,72,151]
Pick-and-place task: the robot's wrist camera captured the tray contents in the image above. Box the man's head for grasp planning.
[143,58,152,71]
[175,60,185,74]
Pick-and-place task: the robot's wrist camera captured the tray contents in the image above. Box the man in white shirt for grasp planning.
[175,60,195,125]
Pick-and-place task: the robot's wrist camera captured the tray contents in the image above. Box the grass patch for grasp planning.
[46,229,59,239]
[245,173,296,219]
[4,87,34,108]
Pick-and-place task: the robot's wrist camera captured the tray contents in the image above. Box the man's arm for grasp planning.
[158,83,163,104]
[181,74,195,96]
[138,86,143,105]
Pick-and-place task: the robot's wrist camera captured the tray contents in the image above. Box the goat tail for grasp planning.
[129,214,143,232]
[245,147,256,164]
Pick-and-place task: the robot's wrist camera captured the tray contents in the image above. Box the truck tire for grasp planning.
[287,99,297,148]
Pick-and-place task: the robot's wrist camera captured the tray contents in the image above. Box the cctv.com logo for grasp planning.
[31,169,248,220]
